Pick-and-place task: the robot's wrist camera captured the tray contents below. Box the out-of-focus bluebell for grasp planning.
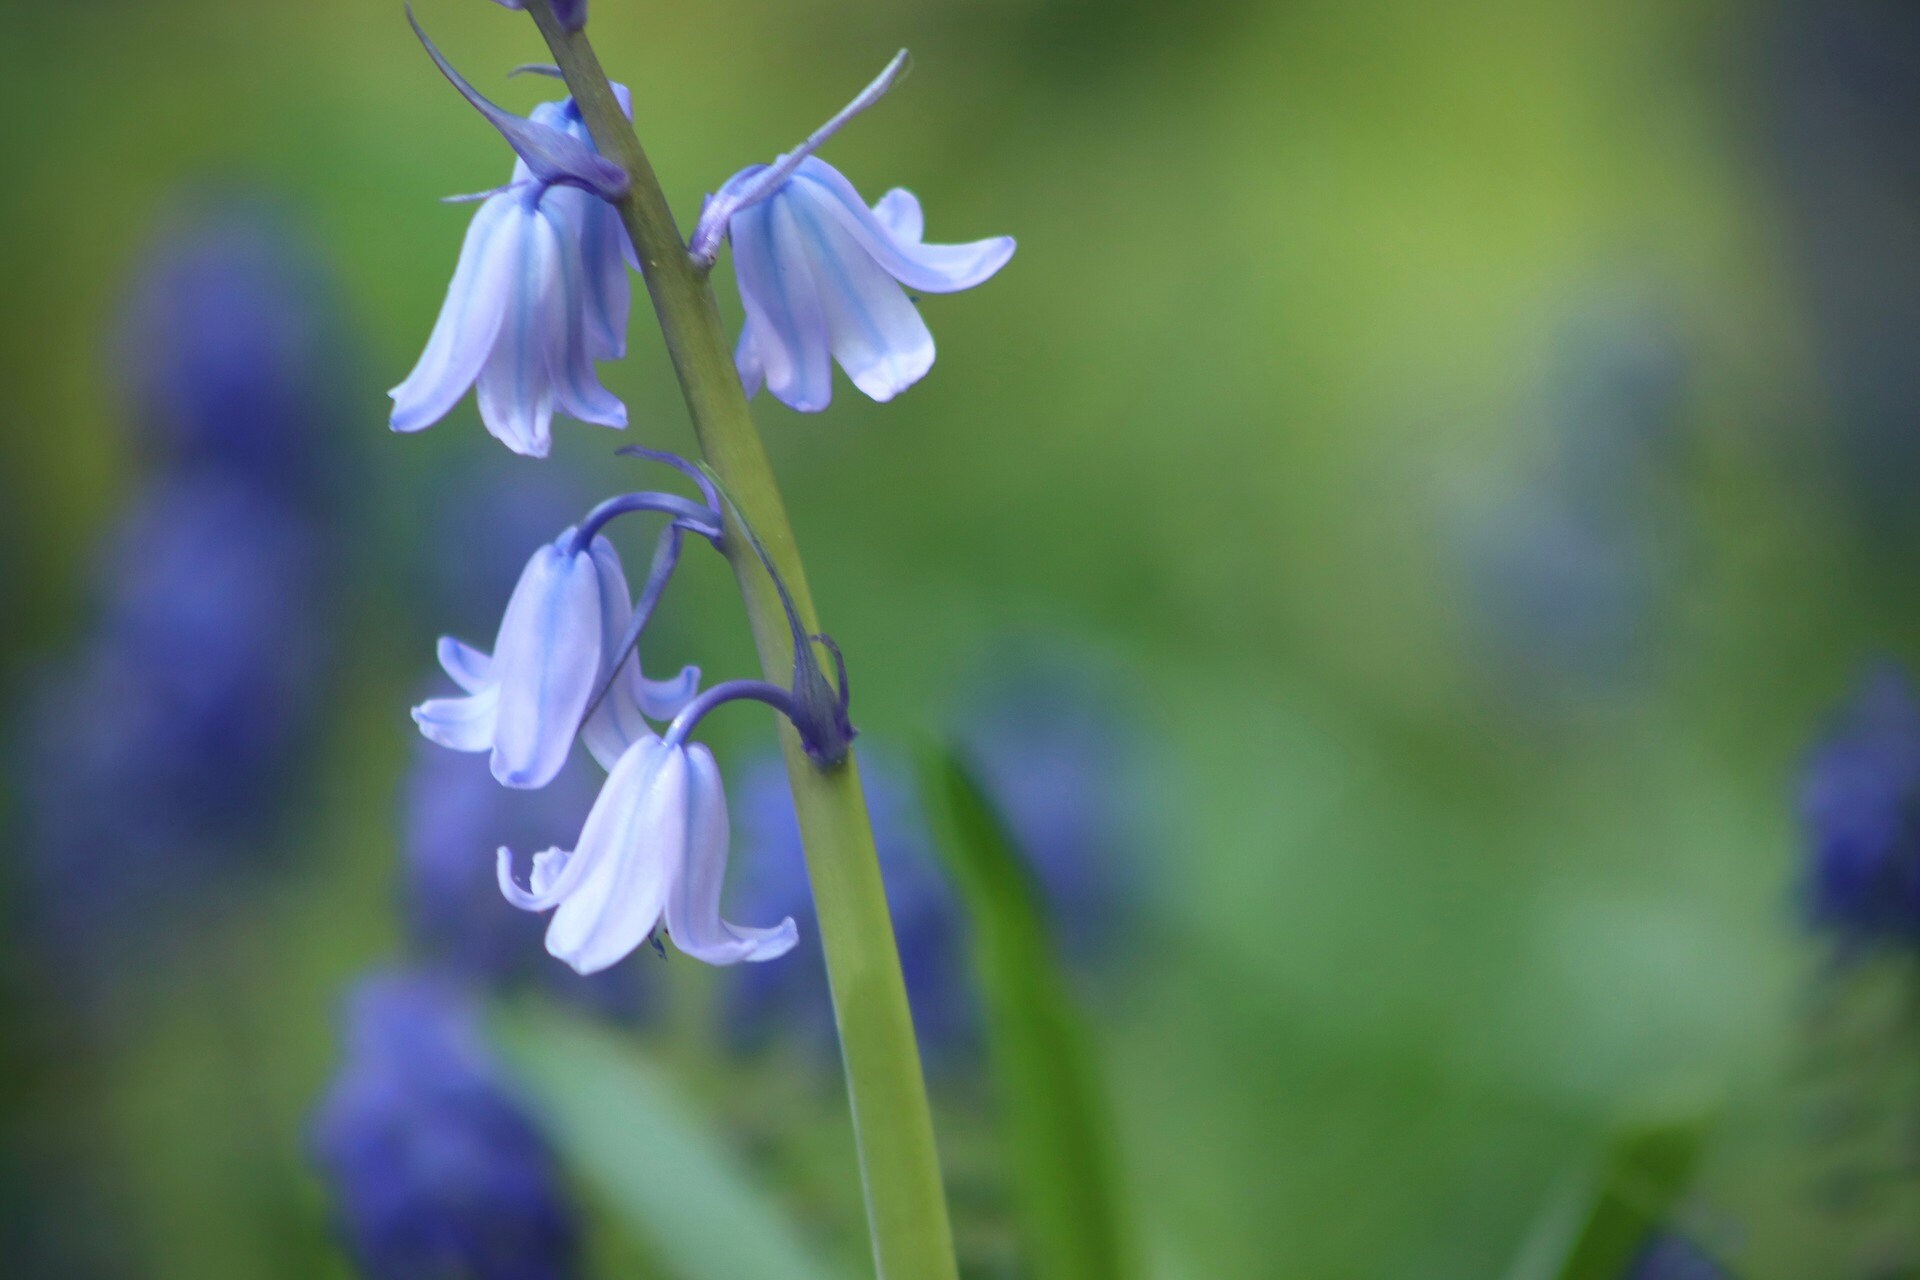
[1798,664,1920,942]
[499,736,798,974]
[310,970,579,1280]
[723,752,977,1060]
[1457,295,1689,701]
[117,205,350,503]
[1762,1,1920,537]
[1623,1232,1729,1280]
[390,56,632,456]
[691,51,1014,413]
[13,473,329,963]
[952,654,1151,963]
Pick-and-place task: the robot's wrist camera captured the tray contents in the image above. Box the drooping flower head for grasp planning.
[691,51,1015,412]
[1799,664,1920,941]
[310,971,580,1280]
[412,500,702,791]
[390,19,633,456]
[498,734,798,974]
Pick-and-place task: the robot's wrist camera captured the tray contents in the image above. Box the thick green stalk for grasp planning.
[520,4,957,1277]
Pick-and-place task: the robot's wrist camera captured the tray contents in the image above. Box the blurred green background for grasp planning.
[2,0,1915,1276]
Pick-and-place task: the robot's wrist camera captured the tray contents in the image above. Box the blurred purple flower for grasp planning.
[13,473,330,959]
[1625,1233,1729,1279]
[1799,664,1920,941]
[310,970,579,1280]
[723,752,977,1061]
[953,657,1150,963]
[118,206,349,501]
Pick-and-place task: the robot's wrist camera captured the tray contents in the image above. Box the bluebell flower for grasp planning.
[498,735,798,974]
[413,524,694,789]
[118,205,348,501]
[1799,665,1920,940]
[690,52,1014,412]
[390,94,632,457]
[720,157,1014,412]
[724,753,977,1061]
[310,971,579,1280]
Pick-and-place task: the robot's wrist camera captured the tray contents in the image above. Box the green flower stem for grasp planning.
[522,4,958,1277]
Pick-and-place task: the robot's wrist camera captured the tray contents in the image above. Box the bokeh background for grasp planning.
[3,0,1919,1276]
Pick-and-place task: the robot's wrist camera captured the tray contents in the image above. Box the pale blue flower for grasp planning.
[721,157,1013,412]
[413,527,682,789]
[689,51,1014,412]
[498,735,798,974]
[389,92,632,457]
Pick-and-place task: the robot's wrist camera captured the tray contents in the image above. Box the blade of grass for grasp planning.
[922,749,1135,1280]
[493,1001,840,1280]
[1504,1096,1718,1280]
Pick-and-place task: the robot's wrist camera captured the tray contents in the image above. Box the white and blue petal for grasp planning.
[436,635,493,694]
[412,683,500,753]
[474,200,564,457]
[733,197,835,412]
[665,745,797,964]
[389,194,516,434]
[486,537,604,788]
[785,179,935,402]
[793,158,1014,294]
[542,737,683,974]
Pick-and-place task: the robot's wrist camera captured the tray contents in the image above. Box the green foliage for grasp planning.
[923,748,1134,1280]
[493,1002,838,1280]
[1504,1098,1717,1280]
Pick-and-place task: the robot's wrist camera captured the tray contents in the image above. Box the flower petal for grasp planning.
[794,158,1014,295]
[544,739,684,974]
[580,538,659,772]
[389,195,515,434]
[538,200,627,430]
[637,664,702,721]
[435,635,494,694]
[474,202,562,457]
[871,188,924,243]
[580,201,631,359]
[412,684,500,753]
[732,198,833,412]
[735,317,766,399]
[666,744,797,964]
[487,539,602,788]
[786,183,935,402]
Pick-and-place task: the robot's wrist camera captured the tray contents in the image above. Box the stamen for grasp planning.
[688,49,911,266]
